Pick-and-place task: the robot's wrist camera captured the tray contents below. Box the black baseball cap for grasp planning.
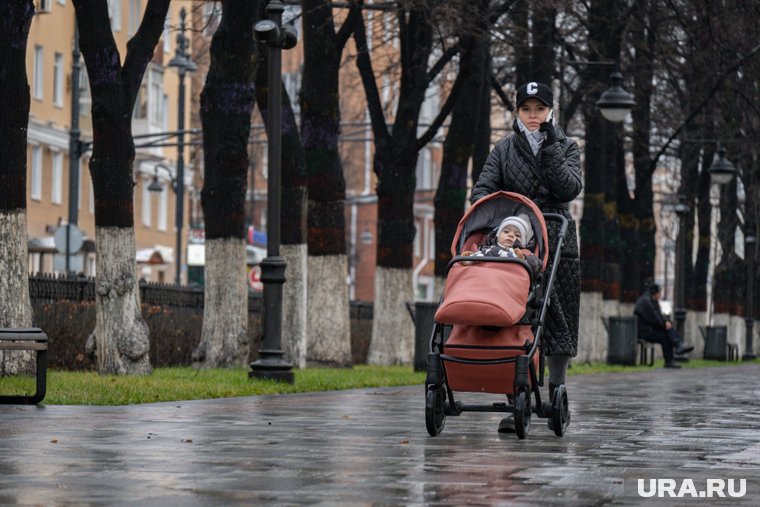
[648,283,661,295]
[516,82,553,108]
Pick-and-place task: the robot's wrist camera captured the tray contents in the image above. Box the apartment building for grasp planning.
[26,0,194,284]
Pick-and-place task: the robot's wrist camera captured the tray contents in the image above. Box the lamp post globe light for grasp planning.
[249,0,297,383]
[708,146,738,186]
[167,7,196,286]
[595,71,636,123]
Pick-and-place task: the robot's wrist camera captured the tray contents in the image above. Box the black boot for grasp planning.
[547,383,557,429]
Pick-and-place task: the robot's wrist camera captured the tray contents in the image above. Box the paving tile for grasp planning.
[2,364,760,504]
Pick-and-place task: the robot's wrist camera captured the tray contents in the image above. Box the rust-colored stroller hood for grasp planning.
[450,191,549,271]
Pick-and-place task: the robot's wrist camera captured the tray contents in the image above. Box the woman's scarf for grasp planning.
[516,118,546,156]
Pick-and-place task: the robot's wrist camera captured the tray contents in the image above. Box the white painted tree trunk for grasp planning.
[307,254,352,367]
[198,238,248,367]
[368,267,414,365]
[93,227,151,375]
[282,244,308,369]
[0,211,34,375]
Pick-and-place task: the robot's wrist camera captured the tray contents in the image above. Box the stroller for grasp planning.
[424,191,570,439]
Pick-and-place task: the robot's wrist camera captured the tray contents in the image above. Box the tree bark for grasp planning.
[73,0,169,374]
[353,5,435,364]
[196,0,257,368]
[198,238,248,367]
[434,4,489,283]
[0,1,35,375]
[579,0,624,299]
[301,0,356,366]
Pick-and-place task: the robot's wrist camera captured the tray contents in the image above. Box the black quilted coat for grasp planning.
[471,120,582,356]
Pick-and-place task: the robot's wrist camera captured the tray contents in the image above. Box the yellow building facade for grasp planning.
[26,0,194,284]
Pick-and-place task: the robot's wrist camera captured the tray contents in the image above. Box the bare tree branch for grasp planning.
[352,6,391,152]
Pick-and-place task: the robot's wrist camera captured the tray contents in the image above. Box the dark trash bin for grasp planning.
[410,302,438,372]
[605,316,638,365]
[703,325,728,361]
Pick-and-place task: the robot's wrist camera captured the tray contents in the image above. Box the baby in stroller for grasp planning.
[462,214,542,277]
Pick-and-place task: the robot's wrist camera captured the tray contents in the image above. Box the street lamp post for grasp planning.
[166,7,197,286]
[65,22,82,274]
[595,71,636,123]
[673,197,689,339]
[744,234,757,360]
[249,0,298,383]
[559,57,636,125]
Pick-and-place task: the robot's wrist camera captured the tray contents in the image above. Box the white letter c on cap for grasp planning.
[527,82,538,94]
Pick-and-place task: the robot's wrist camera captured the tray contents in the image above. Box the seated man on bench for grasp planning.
[633,283,694,369]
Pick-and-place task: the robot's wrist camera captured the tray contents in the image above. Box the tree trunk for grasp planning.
[689,147,715,312]
[353,5,439,364]
[282,244,307,368]
[198,238,248,367]
[622,4,655,302]
[196,0,257,368]
[0,1,35,375]
[307,255,352,366]
[73,0,169,374]
[434,13,489,283]
[93,228,151,374]
[530,3,556,84]
[369,267,415,364]
[301,0,354,366]
[580,0,624,299]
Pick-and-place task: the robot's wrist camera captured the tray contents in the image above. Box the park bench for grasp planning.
[637,339,655,366]
[0,328,48,405]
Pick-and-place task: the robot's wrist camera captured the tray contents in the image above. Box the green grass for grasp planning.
[2,358,759,406]
[0,365,426,406]
[567,357,760,375]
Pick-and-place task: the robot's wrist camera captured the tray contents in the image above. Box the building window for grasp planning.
[51,150,63,204]
[158,183,168,231]
[149,68,164,126]
[78,70,91,117]
[77,160,82,210]
[37,0,51,13]
[33,46,43,100]
[202,2,222,37]
[416,148,433,190]
[142,177,151,227]
[31,146,42,200]
[133,82,147,119]
[89,180,95,213]
[128,0,141,36]
[162,94,169,131]
[108,0,121,32]
[163,11,171,53]
[413,224,421,257]
[53,53,64,108]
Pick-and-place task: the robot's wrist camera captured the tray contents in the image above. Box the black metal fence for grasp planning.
[27,273,373,368]
[29,273,262,312]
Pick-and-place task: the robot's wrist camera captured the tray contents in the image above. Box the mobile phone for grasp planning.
[546,109,555,125]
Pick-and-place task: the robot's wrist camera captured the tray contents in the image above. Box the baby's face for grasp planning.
[498,225,521,248]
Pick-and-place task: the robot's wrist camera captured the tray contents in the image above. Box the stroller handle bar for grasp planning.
[528,213,569,358]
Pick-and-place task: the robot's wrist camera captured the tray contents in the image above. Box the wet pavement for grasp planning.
[2,364,760,506]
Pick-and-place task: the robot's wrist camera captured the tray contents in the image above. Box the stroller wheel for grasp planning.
[513,390,531,439]
[550,384,570,437]
[425,386,446,436]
